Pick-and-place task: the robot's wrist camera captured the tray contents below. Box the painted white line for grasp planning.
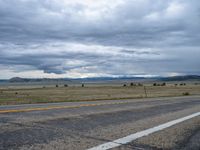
[88,112,200,150]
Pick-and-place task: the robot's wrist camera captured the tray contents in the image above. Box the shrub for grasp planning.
[64,84,68,87]
[182,92,190,96]
[161,82,166,86]
[56,85,59,87]
[82,84,84,87]
[180,83,186,86]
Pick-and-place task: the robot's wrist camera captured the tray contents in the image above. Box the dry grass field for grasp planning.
[0,82,200,105]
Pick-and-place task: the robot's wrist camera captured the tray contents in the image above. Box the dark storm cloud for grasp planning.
[0,45,109,74]
[0,0,199,45]
[0,0,200,78]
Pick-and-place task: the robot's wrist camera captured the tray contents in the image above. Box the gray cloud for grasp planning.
[0,0,200,78]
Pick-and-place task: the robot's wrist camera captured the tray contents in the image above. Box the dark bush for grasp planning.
[183,92,190,96]
[180,83,186,86]
[161,82,166,86]
[56,84,59,87]
[64,84,68,87]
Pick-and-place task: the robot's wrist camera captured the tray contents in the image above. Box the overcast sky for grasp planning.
[0,0,200,79]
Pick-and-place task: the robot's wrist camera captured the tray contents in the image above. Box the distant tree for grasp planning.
[130,82,134,86]
[175,84,178,86]
[183,92,190,96]
[153,83,157,86]
[161,82,166,86]
[64,84,68,87]
[123,84,127,87]
[82,84,84,87]
[56,84,59,87]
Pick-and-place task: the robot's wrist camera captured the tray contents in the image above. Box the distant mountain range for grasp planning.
[9,77,72,83]
[4,75,200,83]
[159,75,200,81]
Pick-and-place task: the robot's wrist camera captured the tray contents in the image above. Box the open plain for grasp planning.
[0,83,200,105]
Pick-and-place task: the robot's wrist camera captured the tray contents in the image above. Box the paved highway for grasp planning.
[0,96,200,150]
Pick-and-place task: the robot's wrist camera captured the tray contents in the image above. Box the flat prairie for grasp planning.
[0,83,200,105]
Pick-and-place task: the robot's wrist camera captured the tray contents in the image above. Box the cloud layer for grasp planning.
[0,0,200,78]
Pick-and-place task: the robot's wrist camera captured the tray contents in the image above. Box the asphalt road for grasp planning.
[0,96,200,150]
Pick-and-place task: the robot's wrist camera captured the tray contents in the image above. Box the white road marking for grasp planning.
[88,112,200,150]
